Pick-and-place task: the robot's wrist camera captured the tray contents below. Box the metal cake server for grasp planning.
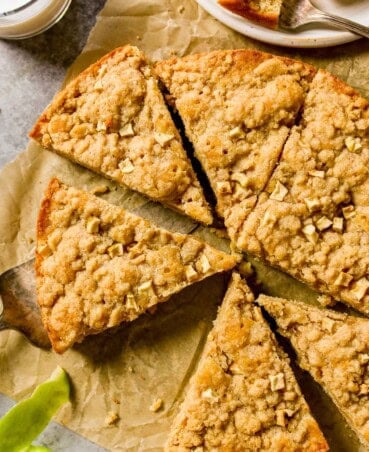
[279,0,369,38]
[0,259,50,349]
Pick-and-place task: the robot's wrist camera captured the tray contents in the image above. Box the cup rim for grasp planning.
[0,0,72,39]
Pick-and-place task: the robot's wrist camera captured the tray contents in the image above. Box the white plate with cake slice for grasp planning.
[197,0,369,48]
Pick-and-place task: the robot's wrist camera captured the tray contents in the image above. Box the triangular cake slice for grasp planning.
[156,49,315,239]
[238,70,369,314]
[166,273,328,451]
[218,0,282,29]
[29,46,212,225]
[36,179,235,353]
[258,294,369,449]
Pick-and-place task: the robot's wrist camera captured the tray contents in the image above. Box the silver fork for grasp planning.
[279,0,369,38]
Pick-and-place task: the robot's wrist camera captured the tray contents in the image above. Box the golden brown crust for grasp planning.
[218,0,282,29]
[238,69,369,314]
[156,49,315,242]
[30,47,127,139]
[258,295,369,449]
[157,49,315,87]
[36,179,236,353]
[166,274,328,451]
[30,46,212,225]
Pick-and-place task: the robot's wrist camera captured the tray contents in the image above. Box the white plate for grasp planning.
[196,0,369,48]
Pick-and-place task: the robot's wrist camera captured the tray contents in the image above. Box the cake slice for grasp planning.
[238,69,369,314]
[29,46,212,225]
[156,49,315,240]
[218,0,282,29]
[166,273,328,451]
[258,295,369,449]
[36,179,236,353]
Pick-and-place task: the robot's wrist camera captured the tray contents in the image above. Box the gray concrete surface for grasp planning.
[0,0,106,167]
[0,2,106,448]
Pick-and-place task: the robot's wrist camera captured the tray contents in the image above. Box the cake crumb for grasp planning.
[238,260,253,277]
[149,398,163,412]
[317,294,336,307]
[91,185,110,195]
[105,411,120,426]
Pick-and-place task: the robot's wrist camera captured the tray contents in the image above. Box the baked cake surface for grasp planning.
[166,273,328,451]
[156,49,315,243]
[30,46,212,225]
[258,294,369,449]
[239,70,369,314]
[36,179,235,353]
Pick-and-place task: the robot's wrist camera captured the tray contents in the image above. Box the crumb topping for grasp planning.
[166,274,327,451]
[258,295,369,448]
[30,46,212,225]
[36,179,235,353]
[156,49,315,238]
[238,70,369,314]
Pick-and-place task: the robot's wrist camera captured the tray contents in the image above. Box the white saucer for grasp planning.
[196,0,369,48]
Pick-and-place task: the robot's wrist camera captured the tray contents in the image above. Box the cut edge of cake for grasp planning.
[218,0,282,29]
[155,48,316,243]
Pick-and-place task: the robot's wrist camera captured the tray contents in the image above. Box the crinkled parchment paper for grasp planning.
[1,0,369,450]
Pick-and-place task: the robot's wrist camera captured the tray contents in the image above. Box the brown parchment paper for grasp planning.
[1,0,369,450]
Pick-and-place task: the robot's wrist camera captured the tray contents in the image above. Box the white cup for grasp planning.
[0,0,72,39]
